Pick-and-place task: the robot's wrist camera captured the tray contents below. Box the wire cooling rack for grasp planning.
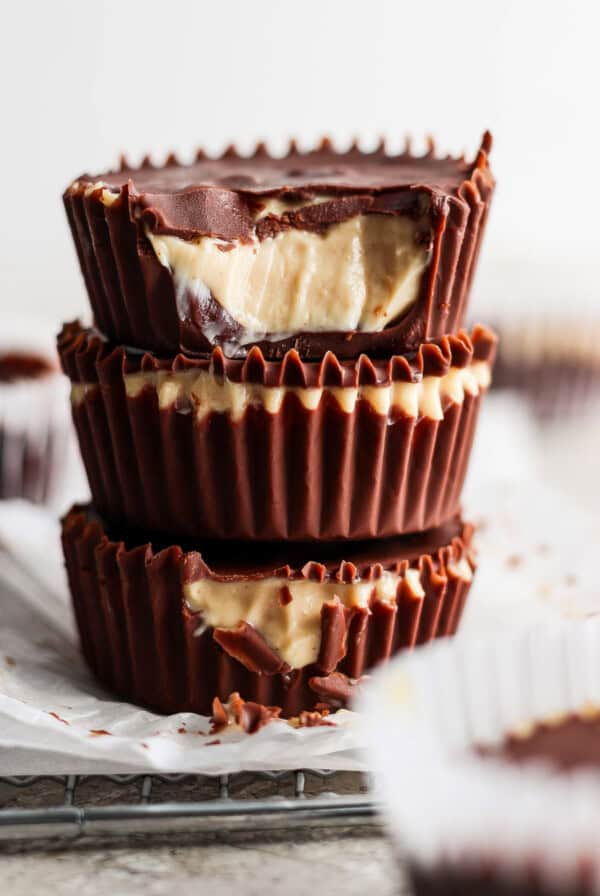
[0,771,377,842]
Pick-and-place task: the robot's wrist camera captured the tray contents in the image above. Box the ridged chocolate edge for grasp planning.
[63,135,494,359]
[58,320,497,387]
[62,506,476,717]
[59,329,492,540]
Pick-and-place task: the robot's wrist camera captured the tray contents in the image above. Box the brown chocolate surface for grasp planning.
[0,352,54,382]
[58,322,494,542]
[64,135,494,359]
[80,503,467,582]
[62,505,476,717]
[58,319,496,386]
[72,136,491,240]
[485,714,600,773]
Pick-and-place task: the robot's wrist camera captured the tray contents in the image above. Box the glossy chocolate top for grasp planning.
[74,504,469,582]
[70,134,492,242]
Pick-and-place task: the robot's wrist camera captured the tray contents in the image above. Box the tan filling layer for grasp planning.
[145,205,429,338]
[185,561,472,670]
[79,360,488,421]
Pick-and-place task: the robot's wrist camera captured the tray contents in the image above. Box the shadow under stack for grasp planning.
[58,134,496,720]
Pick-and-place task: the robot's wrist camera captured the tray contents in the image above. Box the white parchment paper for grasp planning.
[1,393,599,774]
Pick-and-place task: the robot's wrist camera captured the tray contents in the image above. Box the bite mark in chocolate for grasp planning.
[64,134,494,359]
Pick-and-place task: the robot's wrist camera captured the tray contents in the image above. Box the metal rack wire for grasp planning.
[0,771,377,843]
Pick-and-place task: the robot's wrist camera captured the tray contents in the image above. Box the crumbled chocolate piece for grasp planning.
[210,692,281,734]
[308,672,362,709]
[213,622,290,675]
[317,599,349,674]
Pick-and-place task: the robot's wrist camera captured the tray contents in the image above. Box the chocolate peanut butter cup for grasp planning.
[58,321,496,541]
[63,134,494,359]
[62,504,476,717]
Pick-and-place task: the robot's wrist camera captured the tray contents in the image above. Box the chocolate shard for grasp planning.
[296,709,335,728]
[238,701,281,734]
[211,696,229,730]
[308,672,360,709]
[317,599,349,674]
[336,561,357,585]
[301,561,327,583]
[210,691,282,734]
[213,622,289,676]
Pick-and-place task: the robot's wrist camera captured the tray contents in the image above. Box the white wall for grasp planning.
[2,0,598,330]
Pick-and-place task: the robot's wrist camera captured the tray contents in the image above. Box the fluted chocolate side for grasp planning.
[63,136,494,360]
[62,506,476,717]
[58,323,495,541]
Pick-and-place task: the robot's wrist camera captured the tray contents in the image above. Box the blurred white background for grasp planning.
[1,0,598,330]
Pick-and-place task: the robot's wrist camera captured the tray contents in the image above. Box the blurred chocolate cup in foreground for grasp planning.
[0,330,76,506]
[62,504,476,717]
[491,313,600,419]
[361,620,600,896]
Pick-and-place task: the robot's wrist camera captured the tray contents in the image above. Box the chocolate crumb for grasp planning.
[89,729,111,736]
[210,691,281,734]
[296,709,335,728]
[4,656,16,667]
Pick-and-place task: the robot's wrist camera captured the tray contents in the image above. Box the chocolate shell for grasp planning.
[58,322,496,541]
[62,505,476,717]
[63,134,494,359]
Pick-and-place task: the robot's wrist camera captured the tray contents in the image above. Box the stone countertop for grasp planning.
[1,829,399,896]
[0,775,404,896]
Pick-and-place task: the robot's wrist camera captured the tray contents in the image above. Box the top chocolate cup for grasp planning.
[63,134,494,360]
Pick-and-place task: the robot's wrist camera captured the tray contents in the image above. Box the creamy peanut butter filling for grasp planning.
[68,360,490,421]
[185,561,472,670]
[144,201,429,339]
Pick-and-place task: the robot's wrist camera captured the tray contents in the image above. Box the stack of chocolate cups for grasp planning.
[58,134,496,718]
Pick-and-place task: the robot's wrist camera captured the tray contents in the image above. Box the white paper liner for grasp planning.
[361,620,600,892]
